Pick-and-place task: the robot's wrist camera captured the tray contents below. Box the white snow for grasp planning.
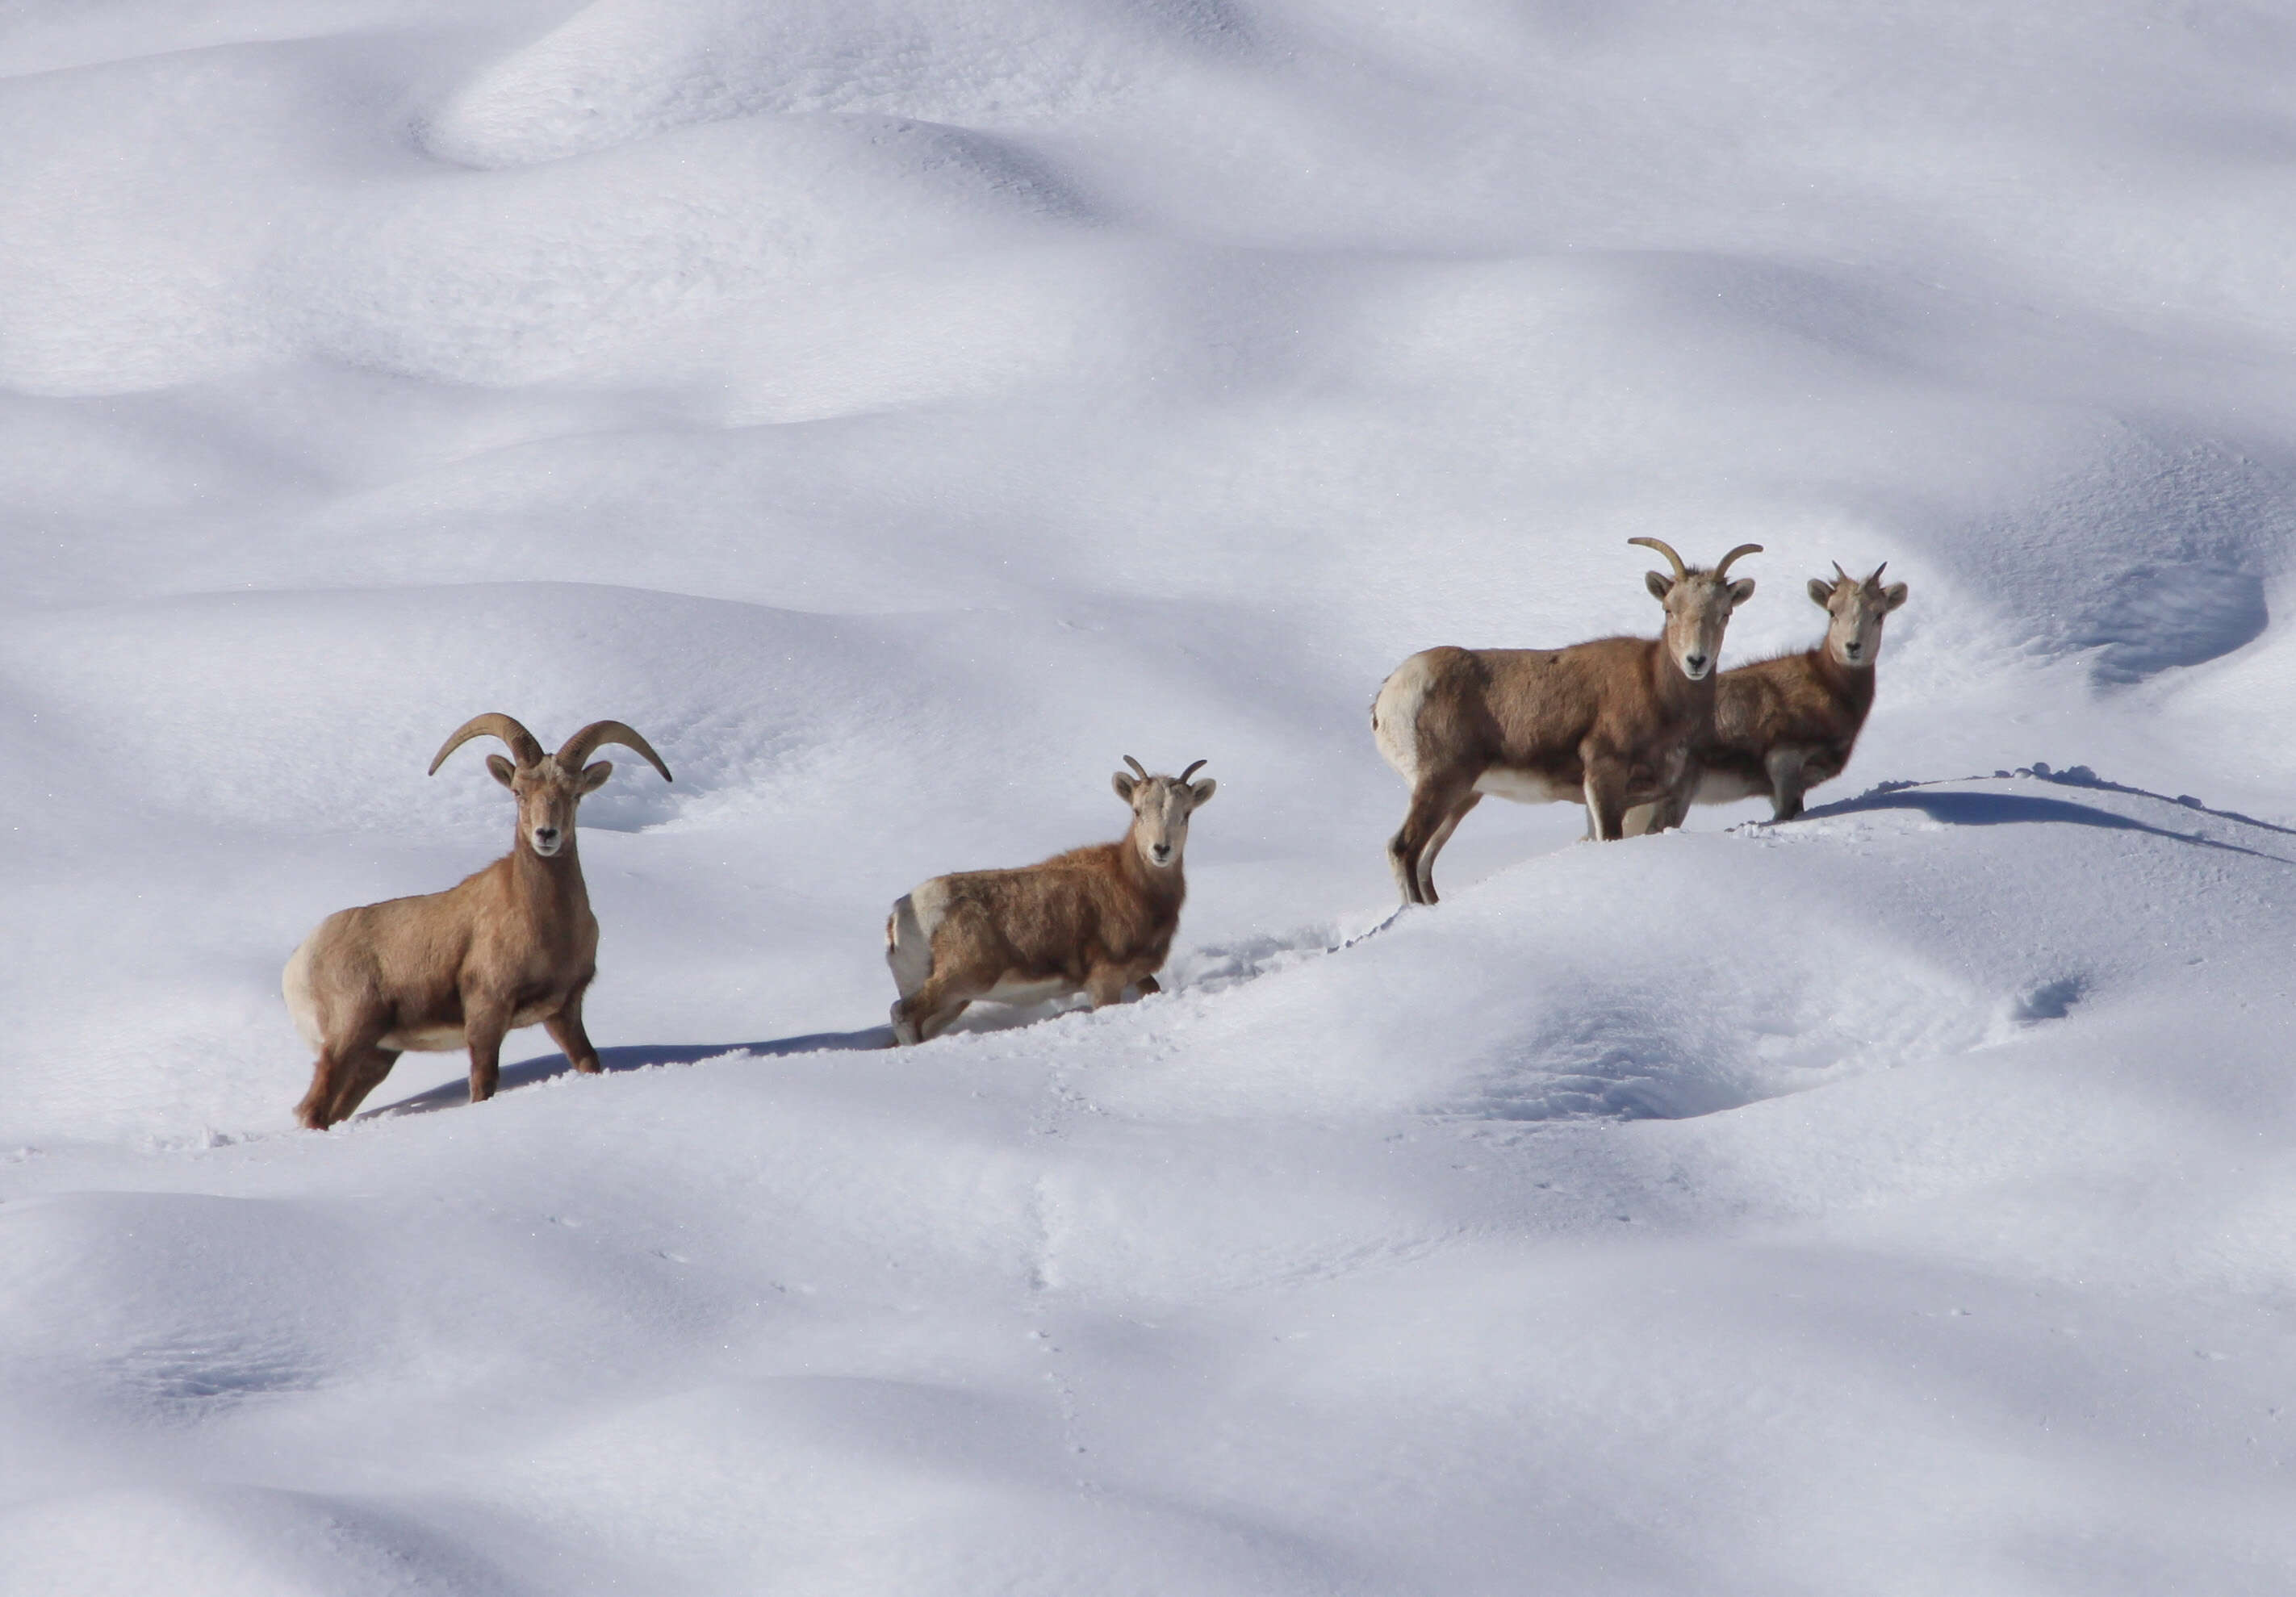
[4,2,2296,1591]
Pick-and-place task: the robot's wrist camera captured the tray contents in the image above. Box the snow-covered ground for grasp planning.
[6,2,2296,1591]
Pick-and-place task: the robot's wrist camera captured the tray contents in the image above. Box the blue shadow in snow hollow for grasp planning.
[1800,788,2293,864]
[362,1027,895,1118]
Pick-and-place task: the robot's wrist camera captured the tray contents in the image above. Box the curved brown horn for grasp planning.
[1867,561,1888,584]
[1123,755,1148,780]
[1713,543,1764,579]
[1627,537,1687,581]
[556,721,674,782]
[1180,759,1208,784]
[1833,561,1852,584]
[429,713,544,776]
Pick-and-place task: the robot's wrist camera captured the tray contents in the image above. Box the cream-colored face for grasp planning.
[1112,769,1217,869]
[1648,568,1757,680]
[1810,566,1909,667]
[489,755,614,857]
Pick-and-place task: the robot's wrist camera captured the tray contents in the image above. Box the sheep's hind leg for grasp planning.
[295,1052,344,1131]
[916,999,972,1042]
[1416,791,1481,904]
[893,972,974,1044]
[295,1050,352,1131]
[1388,770,1478,906]
[296,1009,395,1129]
[324,1044,401,1125]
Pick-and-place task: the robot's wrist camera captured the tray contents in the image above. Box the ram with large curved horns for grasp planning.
[1370,538,1760,904]
[282,713,674,1129]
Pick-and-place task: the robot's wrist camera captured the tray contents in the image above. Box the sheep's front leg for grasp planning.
[463,998,512,1104]
[1581,750,1631,841]
[1085,964,1138,1009]
[546,984,602,1075]
[1646,770,1697,834]
[1765,747,1811,822]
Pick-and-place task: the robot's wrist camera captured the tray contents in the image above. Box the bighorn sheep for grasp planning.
[282,713,673,1129]
[1370,538,1759,904]
[1629,561,1908,831]
[885,757,1215,1045]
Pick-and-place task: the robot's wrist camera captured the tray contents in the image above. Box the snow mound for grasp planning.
[10,0,2296,1588]
[0,1193,363,1425]
[423,0,1248,169]
[0,42,1091,396]
[293,113,1094,388]
[0,1485,533,1597]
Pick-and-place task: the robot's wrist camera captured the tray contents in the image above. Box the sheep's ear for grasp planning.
[1881,582,1909,612]
[1645,570,1674,601]
[580,759,614,793]
[1188,777,1217,809]
[1808,576,1838,608]
[1728,577,1757,608]
[1113,771,1138,803]
[487,755,517,788]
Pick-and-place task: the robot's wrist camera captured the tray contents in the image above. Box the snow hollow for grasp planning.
[4,2,2296,1592]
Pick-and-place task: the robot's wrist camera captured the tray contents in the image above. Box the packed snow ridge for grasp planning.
[4,2,2296,1593]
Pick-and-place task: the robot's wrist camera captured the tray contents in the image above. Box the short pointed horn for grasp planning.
[1714,543,1764,579]
[1833,561,1852,584]
[1123,755,1148,780]
[429,713,544,776]
[1627,537,1687,581]
[556,721,674,782]
[1867,561,1888,584]
[1180,759,1208,784]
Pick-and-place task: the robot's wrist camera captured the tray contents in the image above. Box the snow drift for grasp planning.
[4,1,2296,1591]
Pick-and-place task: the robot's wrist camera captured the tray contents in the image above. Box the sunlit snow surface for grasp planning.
[5,2,2296,1591]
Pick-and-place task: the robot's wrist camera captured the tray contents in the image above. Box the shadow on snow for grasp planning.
[361,1026,895,1118]
[1801,782,2294,865]
[363,764,2278,1124]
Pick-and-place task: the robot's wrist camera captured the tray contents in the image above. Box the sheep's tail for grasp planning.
[885,892,935,999]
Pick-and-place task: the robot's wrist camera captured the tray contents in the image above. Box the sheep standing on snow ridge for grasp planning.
[1370,537,1760,904]
[885,757,1216,1045]
[282,713,674,1129]
[1628,561,1909,832]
